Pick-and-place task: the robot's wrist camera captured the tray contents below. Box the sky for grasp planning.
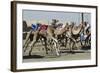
[22,10,91,26]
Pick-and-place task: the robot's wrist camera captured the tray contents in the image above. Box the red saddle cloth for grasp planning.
[39,25,48,31]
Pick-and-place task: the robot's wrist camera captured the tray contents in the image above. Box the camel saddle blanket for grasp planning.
[39,25,48,31]
[31,24,39,31]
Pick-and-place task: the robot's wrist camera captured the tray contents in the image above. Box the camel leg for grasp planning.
[23,30,32,49]
[23,30,33,52]
[56,42,60,56]
[53,39,60,56]
[80,36,84,48]
[69,38,76,53]
[84,35,89,47]
[48,39,54,53]
[29,40,37,56]
[52,39,60,56]
[65,36,68,48]
[29,32,38,56]
[48,35,60,56]
[84,39,87,46]
[43,37,49,54]
[24,40,30,52]
[69,38,73,52]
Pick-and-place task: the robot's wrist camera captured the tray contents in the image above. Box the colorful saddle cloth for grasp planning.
[39,24,48,31]
[31,24,39,31]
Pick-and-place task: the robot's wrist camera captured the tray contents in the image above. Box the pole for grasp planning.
[81,13,84,23]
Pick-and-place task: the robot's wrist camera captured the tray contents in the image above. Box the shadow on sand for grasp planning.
[23,55,44,59]
[23,46,91,59]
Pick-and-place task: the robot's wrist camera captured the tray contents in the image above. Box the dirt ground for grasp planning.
[23,40,91,63]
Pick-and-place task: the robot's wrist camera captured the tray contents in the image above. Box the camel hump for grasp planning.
[72,30,80,35]
[72,24,82,35]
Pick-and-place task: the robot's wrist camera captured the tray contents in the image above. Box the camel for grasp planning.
[64,22,85,52]
[23,19,61,56]
[81,22,91,47]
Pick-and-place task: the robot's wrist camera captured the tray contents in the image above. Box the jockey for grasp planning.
[31,23,41,31]
[83,22,91,35]
[39,24,48,31]
[80,22,90,42]
[56,23,63,30]
[84,22,90,31]
[80,33,85,42]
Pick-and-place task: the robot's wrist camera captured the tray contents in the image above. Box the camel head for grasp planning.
[51,19,59,24]
[82,21,88,28]
[64,22,71,31]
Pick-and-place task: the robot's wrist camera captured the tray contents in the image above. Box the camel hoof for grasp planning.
[56,53,61,57]
[46,52,48,54]
[69,51,75,54]
[24,48,26,52]
[29,52,32,56]
[29,54,31,56]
